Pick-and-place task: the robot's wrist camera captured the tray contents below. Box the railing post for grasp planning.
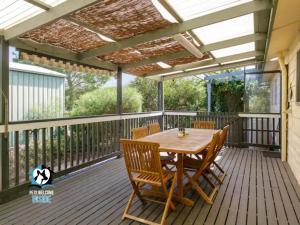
[157,80,164,130]
[116,67,122,154]
[0,36,9,191]
[207,81,212,113]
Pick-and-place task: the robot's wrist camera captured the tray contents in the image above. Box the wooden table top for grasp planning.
[139,128,216,154]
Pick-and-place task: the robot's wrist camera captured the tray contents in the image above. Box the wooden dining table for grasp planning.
[139,128,216,206]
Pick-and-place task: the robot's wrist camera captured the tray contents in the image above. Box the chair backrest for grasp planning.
[216,125,229,152]
[148,123,161,135]
[132,127,148,139]
[201,130,221,170]
[120,139,162,178]
[192,120,215,129]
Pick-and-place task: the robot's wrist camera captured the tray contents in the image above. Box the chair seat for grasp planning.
[133,171,175,186]
[183,156,203,170]
[160,155,175,162]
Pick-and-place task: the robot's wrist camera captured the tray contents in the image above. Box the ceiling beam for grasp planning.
[4,0,104,40]
[79,0,272,59]
[10,38,118,71]
[64,16,116,42]
[145,51,264,77]
[24,0,51,10]
[173,34,203,58]
[161,59,260,80]
[123,33,266,70]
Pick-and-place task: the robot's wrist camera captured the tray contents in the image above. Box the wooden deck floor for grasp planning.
[0,148,299,225]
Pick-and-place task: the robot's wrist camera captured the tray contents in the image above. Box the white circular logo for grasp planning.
[33,168,51,185]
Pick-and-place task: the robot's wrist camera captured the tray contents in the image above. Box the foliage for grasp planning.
[130,78,158,111]
[71,87,142,116]
[65,71,110,111]
[130,77,207,111]
[211,77,244,112]
[245,80,270,113]
[164,78,207,111]
[25,98,62,120]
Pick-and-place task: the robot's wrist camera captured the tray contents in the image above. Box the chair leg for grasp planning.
[202,172,217,188]
[131,181,146,205]
[184,171,217,205]
[122,190,135,220]
[160,174,177,225]
[212,161,226,183]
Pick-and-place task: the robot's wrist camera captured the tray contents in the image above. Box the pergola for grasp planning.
[0,0,274,78]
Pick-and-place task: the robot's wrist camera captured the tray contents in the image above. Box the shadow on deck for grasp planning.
[0,148,299,225]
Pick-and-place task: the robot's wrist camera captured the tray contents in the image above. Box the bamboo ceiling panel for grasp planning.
[166,55,210,66]
[20,19,108,52]
[127,64,162,76]
[69,0,171,40]
[99,36,188,64]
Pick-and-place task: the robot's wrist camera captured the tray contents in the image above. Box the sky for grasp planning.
[103,73,136,87]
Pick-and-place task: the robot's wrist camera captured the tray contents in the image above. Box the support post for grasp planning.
[207,81,212,113]
[116,67,122,153]
[157,80,164,130]
[0,36,9,191]
[278,55,287,161]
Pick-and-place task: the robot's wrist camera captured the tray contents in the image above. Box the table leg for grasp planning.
[176,153,194,206]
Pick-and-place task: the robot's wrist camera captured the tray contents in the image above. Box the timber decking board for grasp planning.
[0,148,299,225]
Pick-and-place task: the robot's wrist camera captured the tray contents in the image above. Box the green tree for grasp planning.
[164,78,206,111]
[71,87,142,116]
[65,71,110,111]
[245,80,270,113]
[130,78,158,111]
[212,78,244,112]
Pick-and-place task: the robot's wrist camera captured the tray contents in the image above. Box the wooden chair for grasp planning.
[120,139,177,225]
[210,125,229,184]
[148,123,176,169]
[148,123,161,135]
[132,126,148,139]
[183,131,221,204]
[192,120,215,129]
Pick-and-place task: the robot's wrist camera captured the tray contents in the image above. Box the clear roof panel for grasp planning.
[166,0,253,21]
[192,14,254,45]
[0,0,66,29]
[211,42,255,58]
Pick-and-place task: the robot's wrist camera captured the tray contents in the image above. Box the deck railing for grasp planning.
[0,111,280,203]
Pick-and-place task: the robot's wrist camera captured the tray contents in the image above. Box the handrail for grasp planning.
[0,111,163,133]
[238,113,281,118]
[164,111,197,116]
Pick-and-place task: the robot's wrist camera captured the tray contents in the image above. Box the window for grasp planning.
[297,50,300,102]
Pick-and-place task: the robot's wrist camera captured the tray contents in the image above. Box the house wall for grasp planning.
[9,69,65,121]
[286,32,300,184]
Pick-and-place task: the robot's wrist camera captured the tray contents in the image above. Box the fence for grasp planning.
[0,111,280,203]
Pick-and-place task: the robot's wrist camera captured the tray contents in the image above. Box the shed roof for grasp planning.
[1,0,275,80]
[9,62,66,78]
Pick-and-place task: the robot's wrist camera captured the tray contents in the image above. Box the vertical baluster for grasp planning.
[25,130,29,181]
[70,125,74,167]
[267,118,270,146]
[91,123,95,159]
[50,127,54,170]
[261,118,264,145]
[33,129,38,167]
[57,126,61,171]
[256,118,258,145]
[96,123,100,157]
[76,124,79,165]
[42,128,46,166]
[14,131,19,186]
[87,124,90,161]
[100,122,104,156]
[64,125,68,169]
[82,124,85,163]
[273,118,276,147]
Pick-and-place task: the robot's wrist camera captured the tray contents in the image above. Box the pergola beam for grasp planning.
[24,0,51,11]
[10,38,118,71]
[123,33,266,70]
[79,0,272,59]
[145,51,264,77]
[173,34,203,58]
[162,59,259,80]
[4,0,104,40]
